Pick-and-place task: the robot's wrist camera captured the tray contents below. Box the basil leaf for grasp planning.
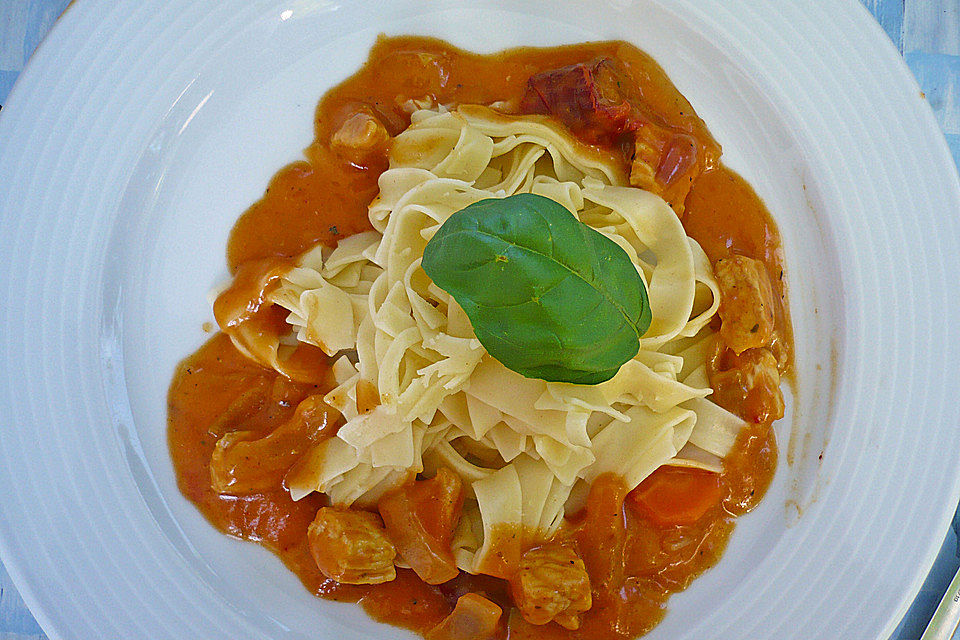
[422,193,651,385]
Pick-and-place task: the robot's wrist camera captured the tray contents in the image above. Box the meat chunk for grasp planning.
[573,475,627,593]
[520,57,635,145]
[426,593,502,640]
[629,124,703,212]
[654,132,700,187]
[709,347,785,424]
[509,543,592,630]
[632,128,698,187]
[379,468,464,584]
[715,255,777,354]
[330,108,390,167]
[307,507,397,584]
[520,57,707,212]
[210,394,335,495]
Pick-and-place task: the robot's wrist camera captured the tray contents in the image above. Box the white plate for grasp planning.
[1,1,959,638]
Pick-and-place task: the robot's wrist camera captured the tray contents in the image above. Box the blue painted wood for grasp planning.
[906,51,960,168]
[0,1,958,639]
[903,0,960,55]
[0,71,20,103]
[0,0,71,107]
[862,0,906,51]
[0,565,44,638]
[900,0,960,169]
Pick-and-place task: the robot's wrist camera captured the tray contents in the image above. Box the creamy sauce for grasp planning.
[169,35,788,639]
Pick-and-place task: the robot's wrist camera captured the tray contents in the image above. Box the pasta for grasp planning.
[256,105,748,575]
[168,37,795,640]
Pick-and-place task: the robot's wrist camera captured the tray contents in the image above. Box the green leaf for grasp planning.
[421,193,651,384]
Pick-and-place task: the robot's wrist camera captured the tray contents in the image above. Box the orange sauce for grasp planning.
[225,35,717,270]
[168,35,787,639]
[684,168,793,370]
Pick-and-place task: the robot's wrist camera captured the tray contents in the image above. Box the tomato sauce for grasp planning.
[168,35,787,639]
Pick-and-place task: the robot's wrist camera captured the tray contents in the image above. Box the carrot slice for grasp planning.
[627,466,722,527]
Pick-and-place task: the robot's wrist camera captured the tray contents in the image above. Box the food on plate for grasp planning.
[168,35,791,639]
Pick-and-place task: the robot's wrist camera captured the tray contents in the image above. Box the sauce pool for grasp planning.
[169,35,787,639]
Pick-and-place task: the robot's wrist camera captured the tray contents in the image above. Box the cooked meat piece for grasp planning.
[520,57,642,146]
[330,109,390,166]
[379,467,463,584]
[630,125,702,213]
[709,347,785,424]
[521,57,706,212]
[715,255,777,354]
[631,123,698,184]
[425,593,502,640]
[573,475,627,593]
[307,507,397,584]
[655,132,700,187]
[206,384,267,437]
[628,125,660,192]
[209,394,335,495]
[509,543,592,630]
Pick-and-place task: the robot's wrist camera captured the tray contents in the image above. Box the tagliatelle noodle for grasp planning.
[266,105,749,575]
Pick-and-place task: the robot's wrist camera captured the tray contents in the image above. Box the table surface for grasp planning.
[1,1,959,639]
